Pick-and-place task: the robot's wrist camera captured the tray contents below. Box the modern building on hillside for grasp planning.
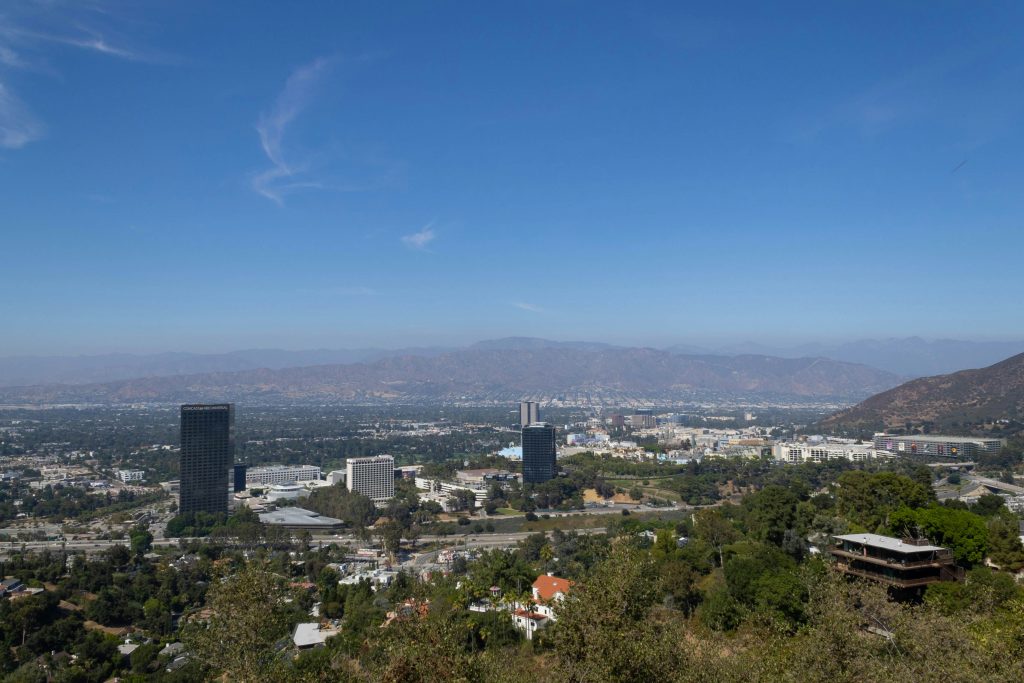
[246,465,322,486]
[179,404,234,515]
[873,433,1003,458]
[522,423,557,484]
[520,401,540,428]
[830,533,963,590]
[346,455,395,505]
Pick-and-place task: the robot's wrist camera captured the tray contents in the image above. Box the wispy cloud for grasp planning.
[0,82,43,148]
[401,224,437,250]
[512,302,545,314]
[0,2,166,150]
[252,56,336,204]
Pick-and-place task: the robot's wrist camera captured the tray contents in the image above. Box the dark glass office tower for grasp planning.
[180,404,234,515]
[232,463,247,493]
[522,422,556,483]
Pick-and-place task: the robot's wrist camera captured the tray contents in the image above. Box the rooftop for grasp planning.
[833,533,945,554]
[875,434,1001,444]
[532,574,573,601]
[293,622,340,648]
[258,507,343,528]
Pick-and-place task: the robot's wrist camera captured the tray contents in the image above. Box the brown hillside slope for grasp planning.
[820,352,1024,432]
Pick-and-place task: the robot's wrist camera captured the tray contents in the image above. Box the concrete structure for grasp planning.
[520,401,540,427]
[873,434,1003,459]
[326,469,346,486]
[830,533,963,590]
[179,404,234,516]
[116,469,144,482]
[293,622,340,649]
[346,455,395,505]
[265,482,307,502]
[628,413,657,429]
[258,506,343,531]
[774,441,880,464]
[246,464,321,486]
[522,423,557,484]
[455,468,519,486]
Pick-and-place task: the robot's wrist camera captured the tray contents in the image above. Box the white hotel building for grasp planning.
[346,455,395,505]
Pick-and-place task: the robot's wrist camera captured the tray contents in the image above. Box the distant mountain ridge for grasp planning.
[820,352,1024,432]
[0,346,455,387]
[3,336,1014,388]
[0,346,900,405]
[667,337,1024,377]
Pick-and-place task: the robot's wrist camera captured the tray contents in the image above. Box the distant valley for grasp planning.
[0,343,900,405]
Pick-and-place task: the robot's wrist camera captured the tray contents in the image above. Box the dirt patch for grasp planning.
[83,621,129,636]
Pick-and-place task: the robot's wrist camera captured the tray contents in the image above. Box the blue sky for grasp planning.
[2,1,1023,354]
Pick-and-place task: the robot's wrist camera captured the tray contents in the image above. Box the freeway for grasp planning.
[0,526,612,561]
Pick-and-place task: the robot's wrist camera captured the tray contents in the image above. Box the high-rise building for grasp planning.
[522,422,557,484]
[179,404,234,515]
[232,464,247,493]
[520,401,540,427]
[346,455,395,505]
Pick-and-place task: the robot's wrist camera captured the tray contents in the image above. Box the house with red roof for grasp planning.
[531,574,573,621]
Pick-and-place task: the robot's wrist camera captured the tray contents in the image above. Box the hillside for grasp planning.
[820,352,1024,432]
[0,347,899,405]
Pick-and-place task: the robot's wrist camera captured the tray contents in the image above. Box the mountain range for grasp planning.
[0,337,1018,389]
[0,344,900,405]
[820,352,1024,433]
[667,337,1024,377]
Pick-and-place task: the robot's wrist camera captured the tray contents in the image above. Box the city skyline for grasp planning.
[3,2,1024,355]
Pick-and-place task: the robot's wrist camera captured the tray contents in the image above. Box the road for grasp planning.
[0,526,613,560]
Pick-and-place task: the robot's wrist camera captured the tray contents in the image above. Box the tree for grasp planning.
[743,485,799,546]
[552,542,704,681]
[692,508,738,567]
[889,505,989,566]
[834,471,931,530]
[183,564,298,682]
[129,525,153,557]
[986,511,1024,571]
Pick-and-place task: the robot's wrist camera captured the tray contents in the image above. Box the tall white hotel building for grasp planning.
[346,454,395,505]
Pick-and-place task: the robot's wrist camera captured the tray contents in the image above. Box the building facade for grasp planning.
[520,401,540,428]
[246,465,322,486]
[774,441,880,464]
[873,433,1003,458]
[346,455,395,505]
[522,423,557,484]
[830,533,963,590]
[179,404,234,516]
[232,463,247,493]
[116,470,145,482]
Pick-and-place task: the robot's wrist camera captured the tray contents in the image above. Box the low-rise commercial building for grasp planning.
[873,434,1003,458]
[258,506,343,531]
[116,469,145,482]
[246,465,322,486]
[774,441,881,464]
